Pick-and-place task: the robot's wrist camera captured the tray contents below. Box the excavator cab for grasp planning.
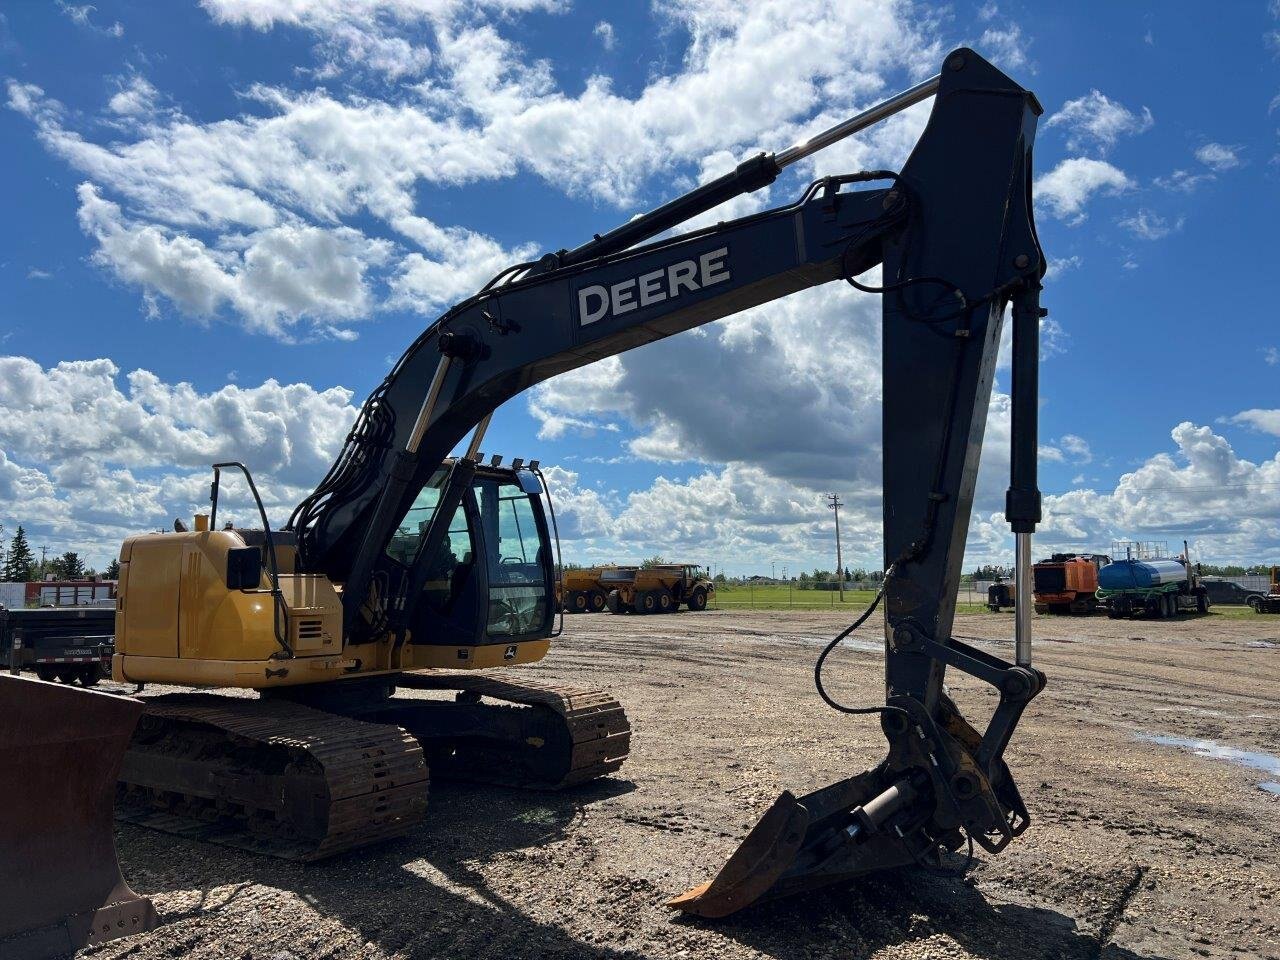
[385,459,559,650]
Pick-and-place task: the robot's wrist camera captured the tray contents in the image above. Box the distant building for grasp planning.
[0,580,117,608]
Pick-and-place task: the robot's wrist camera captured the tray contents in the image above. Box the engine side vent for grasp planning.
[296,619,324,641]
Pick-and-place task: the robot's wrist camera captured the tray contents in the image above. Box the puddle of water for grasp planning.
[1261,783,1280,796]
[798,635,882,653]
[1137,733,1280,778]
[1247,640,1279,649]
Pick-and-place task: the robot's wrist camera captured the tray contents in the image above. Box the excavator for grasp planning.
[0,47,1047,953]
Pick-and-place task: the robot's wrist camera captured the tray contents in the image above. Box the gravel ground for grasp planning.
[81,608,1279,960]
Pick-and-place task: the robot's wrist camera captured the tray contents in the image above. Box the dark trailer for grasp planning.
[1,606,115,685]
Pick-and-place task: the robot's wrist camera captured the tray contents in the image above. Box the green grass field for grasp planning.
[708,582,1269,618]
[708,583,990,614]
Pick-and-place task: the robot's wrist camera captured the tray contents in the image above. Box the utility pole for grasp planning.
[827,494,844,602]
[39,545,48,581]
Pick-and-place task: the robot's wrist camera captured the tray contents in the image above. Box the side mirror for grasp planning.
[226,547,263,590]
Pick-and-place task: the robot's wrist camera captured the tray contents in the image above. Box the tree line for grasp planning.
[0,524,119,583]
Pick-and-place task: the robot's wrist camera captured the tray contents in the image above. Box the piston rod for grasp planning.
[773,75,941,169]
[1014,532,1033,666]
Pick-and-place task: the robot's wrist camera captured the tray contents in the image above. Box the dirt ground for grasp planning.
[82,609,1279,960]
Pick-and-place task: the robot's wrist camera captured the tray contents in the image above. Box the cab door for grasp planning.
[472,474,553,642]
[388,471,485,647]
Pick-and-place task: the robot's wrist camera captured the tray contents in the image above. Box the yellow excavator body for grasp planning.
[112,528,551,689]
[105,465,627,867]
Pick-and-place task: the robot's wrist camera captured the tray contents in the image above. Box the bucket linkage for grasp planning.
[671,632,1045,918]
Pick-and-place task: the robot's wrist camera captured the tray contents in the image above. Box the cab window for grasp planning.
[386,468,446,565]
[474,477,549,637]
[419,505,474,613]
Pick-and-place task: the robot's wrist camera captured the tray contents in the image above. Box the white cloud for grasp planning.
[0,356,358,565]
[532,282,886,494]
[1045,89,1153,154]
[1037,157,1133,223]
[1154,168,1213,193]
[107,75,158,116]
[56,2,123,37]
[1264,347,1280,367]
[26,267,52,280]
[1038,435,1090,466]
[1194,142,1242,171]
[1228,409,1280,437]
[976,23,1028,71]
[1050,255,1082,277]
[200,0,562,80]
[1155,142,1243,193]
[1029,423,1280,563]
[1117,208,1183,240]
[76,184,394,339]
[8,1,948,338]
[1059,433,1092,463]
[593,20,616,51]
[548,460,881,571]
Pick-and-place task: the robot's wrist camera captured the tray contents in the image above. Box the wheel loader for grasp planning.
[2,47,1053,952]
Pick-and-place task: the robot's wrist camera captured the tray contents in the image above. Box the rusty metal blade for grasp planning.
[668,790,810,918]
[0,675,157,958]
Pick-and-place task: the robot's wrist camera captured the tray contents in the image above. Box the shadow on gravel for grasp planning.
[675,869,1167,960]
[118,777,641,959]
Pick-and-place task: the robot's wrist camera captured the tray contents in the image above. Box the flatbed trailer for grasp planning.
[1,605,115,685]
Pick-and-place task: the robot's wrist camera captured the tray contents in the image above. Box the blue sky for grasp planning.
[1,0,1279,575]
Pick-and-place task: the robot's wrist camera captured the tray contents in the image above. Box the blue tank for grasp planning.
[1098,558,1188,591]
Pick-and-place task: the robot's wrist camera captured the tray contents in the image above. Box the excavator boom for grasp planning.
[284,46,1047,912]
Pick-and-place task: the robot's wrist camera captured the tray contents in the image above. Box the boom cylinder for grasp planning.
[560,74,941,267]
[773,75,941,168]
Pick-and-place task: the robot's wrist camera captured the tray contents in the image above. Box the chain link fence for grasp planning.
[708,577,993,610]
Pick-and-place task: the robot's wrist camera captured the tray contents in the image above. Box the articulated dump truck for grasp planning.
[558,565,633,612]
[604,564,714,614]
[559,564,714,614]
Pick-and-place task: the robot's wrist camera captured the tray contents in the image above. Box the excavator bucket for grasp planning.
[0,675,157,958]
[667,791,811,918]
[670,765,935,918]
